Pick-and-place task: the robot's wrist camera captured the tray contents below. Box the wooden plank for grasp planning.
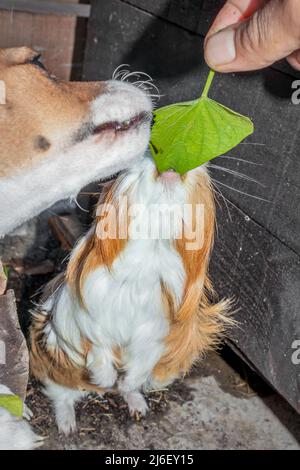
[0,260,7,296]
[119,0,219,33]
[0,9,79,80]
[210,199,300,412]
[0,290,29,401]
[0,0,91,17]
[118,0,300,80]
[85,0,300,256]
[84,0,300,411]
[48,214,83,251]
[207,69,300,258]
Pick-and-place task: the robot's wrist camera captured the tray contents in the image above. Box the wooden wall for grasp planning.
[0,0,90,80]
[83,0,300,412]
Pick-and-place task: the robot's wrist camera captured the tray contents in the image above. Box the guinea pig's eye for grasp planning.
[29,54,47,71]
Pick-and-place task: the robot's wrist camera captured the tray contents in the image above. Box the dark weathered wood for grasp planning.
[49,214,83,251]
[84,0,300,411]
[83,0,207,82]
[119,0,300,80]
[211,199,300,412]
[0,260,7,296]
[85,0,300,254]
[0,290,29,401]
[119,0,214,33]
[0,0,91,17]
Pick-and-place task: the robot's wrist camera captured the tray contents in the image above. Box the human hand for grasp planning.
[204,0,300,72]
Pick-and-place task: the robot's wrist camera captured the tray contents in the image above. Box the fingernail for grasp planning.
[205,29,236,67]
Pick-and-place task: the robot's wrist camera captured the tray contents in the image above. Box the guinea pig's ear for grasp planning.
[0,79,6,106]
[0,47,38,67]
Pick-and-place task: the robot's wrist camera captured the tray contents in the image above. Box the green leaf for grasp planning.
[0,394,23,417]
[3,266,9,278]
[150,70,254,175]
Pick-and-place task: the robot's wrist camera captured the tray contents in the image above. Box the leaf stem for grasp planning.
[202,69,215,98]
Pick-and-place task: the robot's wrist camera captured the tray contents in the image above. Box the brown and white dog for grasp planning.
[30,155,231,435]
[0,46,152,447]
[0,47,152,237]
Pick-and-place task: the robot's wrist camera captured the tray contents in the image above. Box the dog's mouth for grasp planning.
[93,111,151,135]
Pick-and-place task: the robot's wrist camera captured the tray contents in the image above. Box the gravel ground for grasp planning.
[1,217,299,450]
[26,351,300,450]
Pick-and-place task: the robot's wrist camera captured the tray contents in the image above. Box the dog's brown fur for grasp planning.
[0,47,103,177]
[0,46,152,239]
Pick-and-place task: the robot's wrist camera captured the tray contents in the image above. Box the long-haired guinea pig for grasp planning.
[30,154,230,435]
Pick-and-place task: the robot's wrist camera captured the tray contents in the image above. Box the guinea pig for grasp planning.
[30,154,230,435]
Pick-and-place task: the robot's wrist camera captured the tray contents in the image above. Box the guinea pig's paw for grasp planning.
[23,404,33,421]
[123,391,149,418]
[91,365,118,388]
[55,405,77,436]
[32,434,46,449]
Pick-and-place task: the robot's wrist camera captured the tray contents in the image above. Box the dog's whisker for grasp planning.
[122,71,154,82]
[61,252,71,265]
[114,71,129,81]
[125,70,154,82]
[112,64,130,80]
[114,69,161,102]
[142,81,160,93]
[115,69,131,81]
[74,197,89,213]
[120,72,131,81]
[134,82,153,90]
[135,81,160,95]
[122,71,137,81]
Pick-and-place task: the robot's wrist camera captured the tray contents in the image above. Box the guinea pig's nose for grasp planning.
[160,169,180,182]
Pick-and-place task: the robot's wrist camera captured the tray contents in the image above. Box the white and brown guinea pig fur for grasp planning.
[30,154,230,435]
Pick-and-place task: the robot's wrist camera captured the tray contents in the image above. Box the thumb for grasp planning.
[286,49,300,71]
[204,0,300,72]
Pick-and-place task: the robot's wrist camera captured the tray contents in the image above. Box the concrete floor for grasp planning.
[151,375,300,450]
[27,351,300,450]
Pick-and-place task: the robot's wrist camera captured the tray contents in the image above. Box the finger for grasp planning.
[205,0,300,72]
[286,50,300,71]
[207,0,268,37]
